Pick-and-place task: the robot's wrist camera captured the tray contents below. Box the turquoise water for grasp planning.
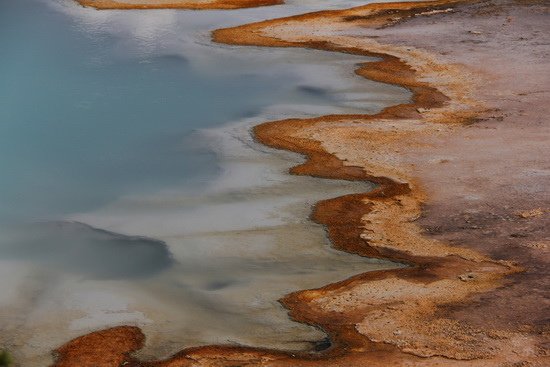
[0,0,313,223]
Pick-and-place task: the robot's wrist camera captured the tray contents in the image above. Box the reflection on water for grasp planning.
[0,0,411,365]
[0,222,172,279]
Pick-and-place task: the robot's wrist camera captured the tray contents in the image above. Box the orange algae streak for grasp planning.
[75,0,283,10]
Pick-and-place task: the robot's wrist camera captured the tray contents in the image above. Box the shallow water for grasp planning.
[0,0,410,364]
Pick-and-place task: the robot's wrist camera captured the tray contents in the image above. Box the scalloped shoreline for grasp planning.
[50,1,549,366]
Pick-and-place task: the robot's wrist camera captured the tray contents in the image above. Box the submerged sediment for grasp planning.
[49,0,549,366]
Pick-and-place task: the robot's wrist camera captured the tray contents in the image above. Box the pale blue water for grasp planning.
[0,0,325,223]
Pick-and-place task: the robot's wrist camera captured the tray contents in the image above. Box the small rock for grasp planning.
[458,273,476,282]
[517,208,545,219]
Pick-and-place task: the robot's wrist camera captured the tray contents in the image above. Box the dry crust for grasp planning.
[50,1,547,366]
[74,0,283,10]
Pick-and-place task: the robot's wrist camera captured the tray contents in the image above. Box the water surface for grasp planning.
[0,0,314,222]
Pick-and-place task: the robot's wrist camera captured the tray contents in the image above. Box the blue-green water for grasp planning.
[0,0,306,222]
